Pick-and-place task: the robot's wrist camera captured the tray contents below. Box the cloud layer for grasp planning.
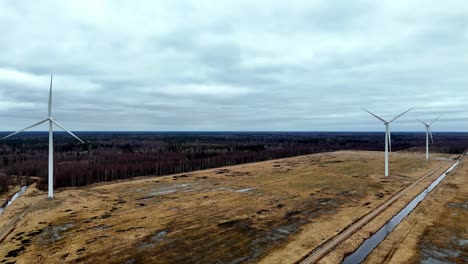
[1,0,467,131]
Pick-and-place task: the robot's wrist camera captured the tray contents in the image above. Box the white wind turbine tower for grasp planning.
[417,116,440,160]
[3,74,84,199]
[363,108,413,176]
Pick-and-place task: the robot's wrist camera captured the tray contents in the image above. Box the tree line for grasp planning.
[0,132,467,193]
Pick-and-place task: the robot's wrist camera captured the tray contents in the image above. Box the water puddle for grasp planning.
[138,230,168,249]
[421,246,462,263]
[151,189,177,196]
[342,161,460,264]
[0,186,28,216]
[236,188,256,193]
[150,183,196,196]
[37,223,76,245]
[210,187,233,192]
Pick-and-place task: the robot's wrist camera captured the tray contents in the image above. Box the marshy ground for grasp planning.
[0,150,457,264]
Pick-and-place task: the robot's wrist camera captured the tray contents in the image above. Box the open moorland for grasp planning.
[0,150,457,264]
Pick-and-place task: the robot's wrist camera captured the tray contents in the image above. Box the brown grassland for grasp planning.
[0,150,457,263]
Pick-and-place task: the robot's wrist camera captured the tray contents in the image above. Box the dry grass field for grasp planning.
[0,150,455,264]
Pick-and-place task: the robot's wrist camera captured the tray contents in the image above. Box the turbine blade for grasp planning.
[429,127,434,144]
[389,107,414,123]
[430,115,440,125]
[3,119,49,139]
[51,119,84,143]
[48,74,53,117]
[362,108,387,123]
[417,119,429,126]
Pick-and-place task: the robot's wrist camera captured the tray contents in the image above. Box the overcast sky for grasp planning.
[1,1,467,132]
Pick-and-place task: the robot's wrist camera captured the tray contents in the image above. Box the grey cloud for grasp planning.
[0,1,467,131]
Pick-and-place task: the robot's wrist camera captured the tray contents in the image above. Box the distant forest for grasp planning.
[1,132,467,193]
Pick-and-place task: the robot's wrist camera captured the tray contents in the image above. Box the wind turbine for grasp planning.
[363,108,413,176]
[3,74,84,199]
[417,116,440,160]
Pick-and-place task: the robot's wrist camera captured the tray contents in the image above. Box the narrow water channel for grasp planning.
[342,160,460,264]
[0,186,28,216]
